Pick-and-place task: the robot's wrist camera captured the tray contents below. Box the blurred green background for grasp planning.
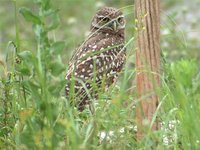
[1,0,200,64]
[1,0,200,149]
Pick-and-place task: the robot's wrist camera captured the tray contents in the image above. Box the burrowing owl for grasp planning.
[66,7,126,111]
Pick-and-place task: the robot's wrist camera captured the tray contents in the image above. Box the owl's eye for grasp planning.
[99,17,110,23]
[102,17,110,22]
[117,17,124,24]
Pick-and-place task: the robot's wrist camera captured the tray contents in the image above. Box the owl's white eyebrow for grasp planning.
[97,15,105,18]
[117,15,124,18]
[97,15,111,19]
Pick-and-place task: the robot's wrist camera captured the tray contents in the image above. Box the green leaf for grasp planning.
[42,0,51,10]
[48,79,66,97]
[16,64,32,76]
[49,60,65,76]
[16,51,35,76]
[44,9,59,16]
[33,24,42,37]
[46,11,60,31]
[18,51,33,61]
[19,7,42,24]
[23,80,41,101]
[50,41,65,55]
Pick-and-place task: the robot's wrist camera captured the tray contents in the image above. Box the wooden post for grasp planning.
[135,0,160,138]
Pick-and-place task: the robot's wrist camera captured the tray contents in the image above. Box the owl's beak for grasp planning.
[112,21,117,31]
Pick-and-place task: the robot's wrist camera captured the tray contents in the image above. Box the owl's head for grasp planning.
[91,7,125,33]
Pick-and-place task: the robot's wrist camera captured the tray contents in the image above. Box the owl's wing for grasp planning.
[66,36,124,82]
[66,34,96,78]
[67,32,97,68]
[66,42,89,79]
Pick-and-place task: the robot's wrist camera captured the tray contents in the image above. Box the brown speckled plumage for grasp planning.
[66,7,126,111]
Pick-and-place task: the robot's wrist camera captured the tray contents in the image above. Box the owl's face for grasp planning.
[91,7,125,33]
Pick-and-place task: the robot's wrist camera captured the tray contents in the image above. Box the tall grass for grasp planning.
[0,0,200,149]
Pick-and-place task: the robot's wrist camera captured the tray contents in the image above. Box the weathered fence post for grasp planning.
[135,0,160,138]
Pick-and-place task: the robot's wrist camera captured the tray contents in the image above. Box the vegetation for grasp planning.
[0,0,200,149]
